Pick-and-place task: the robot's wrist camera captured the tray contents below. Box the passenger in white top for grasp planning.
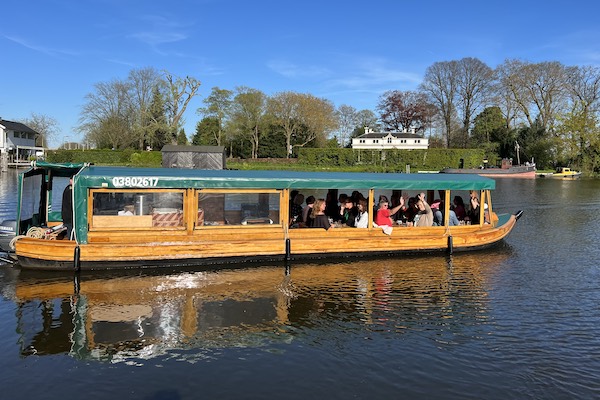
[355,199,369,228]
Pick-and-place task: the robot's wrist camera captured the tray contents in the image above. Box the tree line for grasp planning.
[28,59,600,173]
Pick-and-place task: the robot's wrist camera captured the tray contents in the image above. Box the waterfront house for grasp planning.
[351,127,429,150]
[0,118,44,169]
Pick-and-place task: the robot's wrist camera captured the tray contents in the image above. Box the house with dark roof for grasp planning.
[351,127,429,150]
[0,118,44,169]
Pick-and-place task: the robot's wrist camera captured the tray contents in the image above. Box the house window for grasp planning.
[387,138,392,143]
[373,140,379,144]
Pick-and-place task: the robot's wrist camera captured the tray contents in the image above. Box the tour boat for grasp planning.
[10,162,523,271]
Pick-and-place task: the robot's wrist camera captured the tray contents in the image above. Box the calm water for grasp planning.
[1,170,600,400]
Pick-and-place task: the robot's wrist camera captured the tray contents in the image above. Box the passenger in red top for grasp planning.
[375,197,405,226]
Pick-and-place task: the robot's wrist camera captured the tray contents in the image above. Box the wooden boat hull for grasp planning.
[541,172,581,179]
[15,214,518,271]
[441,167,536,178]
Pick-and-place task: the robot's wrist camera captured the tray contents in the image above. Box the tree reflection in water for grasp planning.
[7,247,511,362]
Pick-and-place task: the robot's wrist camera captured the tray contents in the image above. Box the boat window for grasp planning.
[198,192,280,226]
[91,191,185,228]
[50,176,71,222]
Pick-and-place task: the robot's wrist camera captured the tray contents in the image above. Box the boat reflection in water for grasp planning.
[6,247,511,363]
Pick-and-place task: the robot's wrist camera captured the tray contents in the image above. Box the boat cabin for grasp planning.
[12,162,520,270]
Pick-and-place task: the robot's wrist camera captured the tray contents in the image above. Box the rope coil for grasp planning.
[8,226,67,250]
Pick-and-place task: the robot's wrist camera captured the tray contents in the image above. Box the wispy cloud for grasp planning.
[128,14,190,49]
[129,32,187,46]
[327,57,422,91]
[4,35,79,58]
[105,58,138,68]
[515,29,600,66]
[267,60,331,78]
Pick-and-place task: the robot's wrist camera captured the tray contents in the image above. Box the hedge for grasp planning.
[47,148,487,172]
[297,148,487,172]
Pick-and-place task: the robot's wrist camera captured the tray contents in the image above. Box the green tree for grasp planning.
[470,107,505,158]
[192,117,220,146]
[556,103,600,173]
[176,128,188,145]
[517,120,553,168]
[197,87,233,146]
[147,86,169,150]
[230,87,268,158]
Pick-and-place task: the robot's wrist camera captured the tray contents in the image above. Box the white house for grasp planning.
[351,127,429,150]
[0,118,44,167]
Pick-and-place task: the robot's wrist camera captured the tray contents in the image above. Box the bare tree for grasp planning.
[420,60,460,147]
[456,57,494,145]
[128,67,163,149]
[496,59,567,133]
[21,113,59,148]
[164,72,201,144]
[565,65,600,114]
[355,109,379,132]
[377,90,434,133]
[78,79,135,149]
[560,65,600,167]
[495,59,534,127]
[336,104,357,147]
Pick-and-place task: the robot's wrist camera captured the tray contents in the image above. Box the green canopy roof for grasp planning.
[75,166,495,191]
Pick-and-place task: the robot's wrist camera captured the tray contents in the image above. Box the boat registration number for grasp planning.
[112,177,159,187]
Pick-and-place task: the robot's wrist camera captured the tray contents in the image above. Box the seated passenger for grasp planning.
[415,195,433,227]
[433,201,459,226]
[310,198,334,230]
[339,198,357,227]
[290,193,305,224]
[403,197,418,226]
[354,199,369,228]
[375,197,405,227]
[452,195,466,221]
[466,190,480,224]
[301,196,315,227]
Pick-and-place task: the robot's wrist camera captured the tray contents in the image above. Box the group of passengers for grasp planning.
[290,189,488,231]
[290,190,369,230]
[432,191,488,226]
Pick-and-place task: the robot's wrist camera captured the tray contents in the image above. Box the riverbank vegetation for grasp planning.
[36,59,600,176]
[47,148,485,173]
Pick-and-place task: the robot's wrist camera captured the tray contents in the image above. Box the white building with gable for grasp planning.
[351,127,429,150]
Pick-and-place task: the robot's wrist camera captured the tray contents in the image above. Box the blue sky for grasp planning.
[2,0,600,148]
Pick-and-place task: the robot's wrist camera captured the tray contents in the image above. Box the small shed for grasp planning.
[161,145,226,170]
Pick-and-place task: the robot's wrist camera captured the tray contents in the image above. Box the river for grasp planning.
[1,169,599,400]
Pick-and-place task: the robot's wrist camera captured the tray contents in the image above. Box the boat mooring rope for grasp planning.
[8,226,65,251]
